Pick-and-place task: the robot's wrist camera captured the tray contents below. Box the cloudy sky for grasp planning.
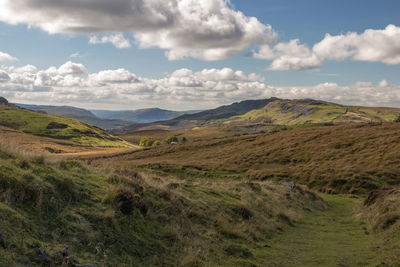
[0,0,400,110]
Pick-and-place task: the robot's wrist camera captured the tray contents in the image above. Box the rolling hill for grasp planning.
[113,98,400,134]
[90,122,400,265]
[101,122,400,195]
[223,99,400,126]
[177,98,278,121]
[0,99,132,148]
[1,96,400,265]
[15,103,131,130]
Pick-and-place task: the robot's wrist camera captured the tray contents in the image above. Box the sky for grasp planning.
[0,0,400,110]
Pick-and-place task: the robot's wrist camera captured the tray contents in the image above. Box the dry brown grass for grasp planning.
[119,168,326,265]
[356,186,400,264]
[0,125,140,161]
[119,127,230,144]
[360,186,400,230]
[92,122,400,194]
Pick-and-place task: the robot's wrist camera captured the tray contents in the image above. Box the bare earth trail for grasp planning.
[256,194,384,267]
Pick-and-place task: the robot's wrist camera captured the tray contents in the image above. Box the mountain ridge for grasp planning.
[112,98,400,134]
[92,108,201,123]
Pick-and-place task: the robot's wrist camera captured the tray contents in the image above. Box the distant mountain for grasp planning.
[112,98,400,134]
[91,108,201,123]
[17,103,96,117]
[177,98,279,121]
[15,103,131,130]
[111,98,279,133]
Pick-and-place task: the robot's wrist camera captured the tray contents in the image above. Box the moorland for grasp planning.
[0,97,399,266]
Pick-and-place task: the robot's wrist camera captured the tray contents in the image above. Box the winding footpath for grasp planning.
[257,194,385,266]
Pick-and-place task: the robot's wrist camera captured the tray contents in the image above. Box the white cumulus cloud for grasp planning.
[89,33,131,49]
[254,24,400,71]
[0,70,10,82]
[0,0,276,61]
[1,61,400,109]
[254,39,323,71]
[313,24,400,64]
[57,61,87,75]
[90,69,138,84]
[0,51,18,62]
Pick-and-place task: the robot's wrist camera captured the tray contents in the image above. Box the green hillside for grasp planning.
[115,98,400,134]
[0,146,325,266]
[177,98,278,121]
[1,109,400,265]
[16,103,131,130]
[224,99,400,126]
[0,104,132,147]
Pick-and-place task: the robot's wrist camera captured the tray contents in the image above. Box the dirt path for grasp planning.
[256,194,383,266]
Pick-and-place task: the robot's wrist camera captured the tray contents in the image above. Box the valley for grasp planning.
[0,97,399,266]
[1,2,399,266]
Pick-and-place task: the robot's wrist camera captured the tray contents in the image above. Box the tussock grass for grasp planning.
[101,123,400,194]
[0,145,325,266]
[356,186,400,264]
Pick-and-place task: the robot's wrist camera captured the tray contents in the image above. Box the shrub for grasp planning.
[139,137,154,147]
[152,140,162,147]
[104,188,147,216]
[115,188,136,215]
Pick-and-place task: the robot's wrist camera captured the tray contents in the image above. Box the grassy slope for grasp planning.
[114,99,400,133]
[0,148,325,266]
[97,124,400,265]
[15,103,132,130]
[224,99,400,126]
[358,186,400,264]
[255,194,387,266]
[102,123,400,194]
[2,122,400,265]
[0,104,131,147]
